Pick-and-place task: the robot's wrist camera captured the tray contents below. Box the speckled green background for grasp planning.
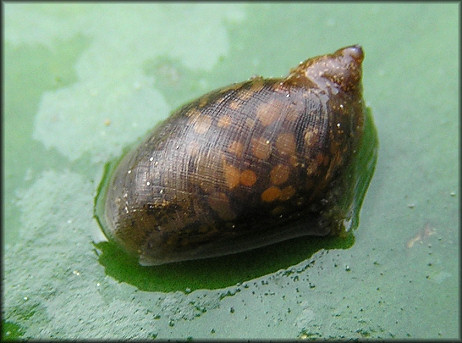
[3,3,459,340]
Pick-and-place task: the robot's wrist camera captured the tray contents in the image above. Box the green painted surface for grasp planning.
[3,3,459,339]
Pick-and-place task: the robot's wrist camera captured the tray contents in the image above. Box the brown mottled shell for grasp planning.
[103,45,366,265]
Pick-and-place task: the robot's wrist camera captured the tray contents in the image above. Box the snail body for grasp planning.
[99,45,373,265]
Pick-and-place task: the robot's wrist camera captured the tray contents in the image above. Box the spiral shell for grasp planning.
[98,45,373,265]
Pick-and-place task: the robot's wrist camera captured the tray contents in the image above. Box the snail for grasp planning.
[96,45,377,266]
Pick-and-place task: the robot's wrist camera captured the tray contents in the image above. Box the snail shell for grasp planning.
[100,45,368,265]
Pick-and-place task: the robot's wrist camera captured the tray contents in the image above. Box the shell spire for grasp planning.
[288,45,364,93]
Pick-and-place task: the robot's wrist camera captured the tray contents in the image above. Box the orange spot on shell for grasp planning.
[252,137,272,160]
[228,141,244,158]
[238,89,256,102]
[217,115,232,128]
[224,163,241,189]
[193,115,212,134]
[280,185,296,201]
[256,99,283,127]
[261,186,282,202]
[186,141,200,157]
[270,164,291,185]
[195,151,223,193]
[246,118,256,128]
[240,169,257,187]
[276,132,296,156]
[186,108,201,118]
[229,100,241,110]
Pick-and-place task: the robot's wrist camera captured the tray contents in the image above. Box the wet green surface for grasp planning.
[3,3,459,339]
